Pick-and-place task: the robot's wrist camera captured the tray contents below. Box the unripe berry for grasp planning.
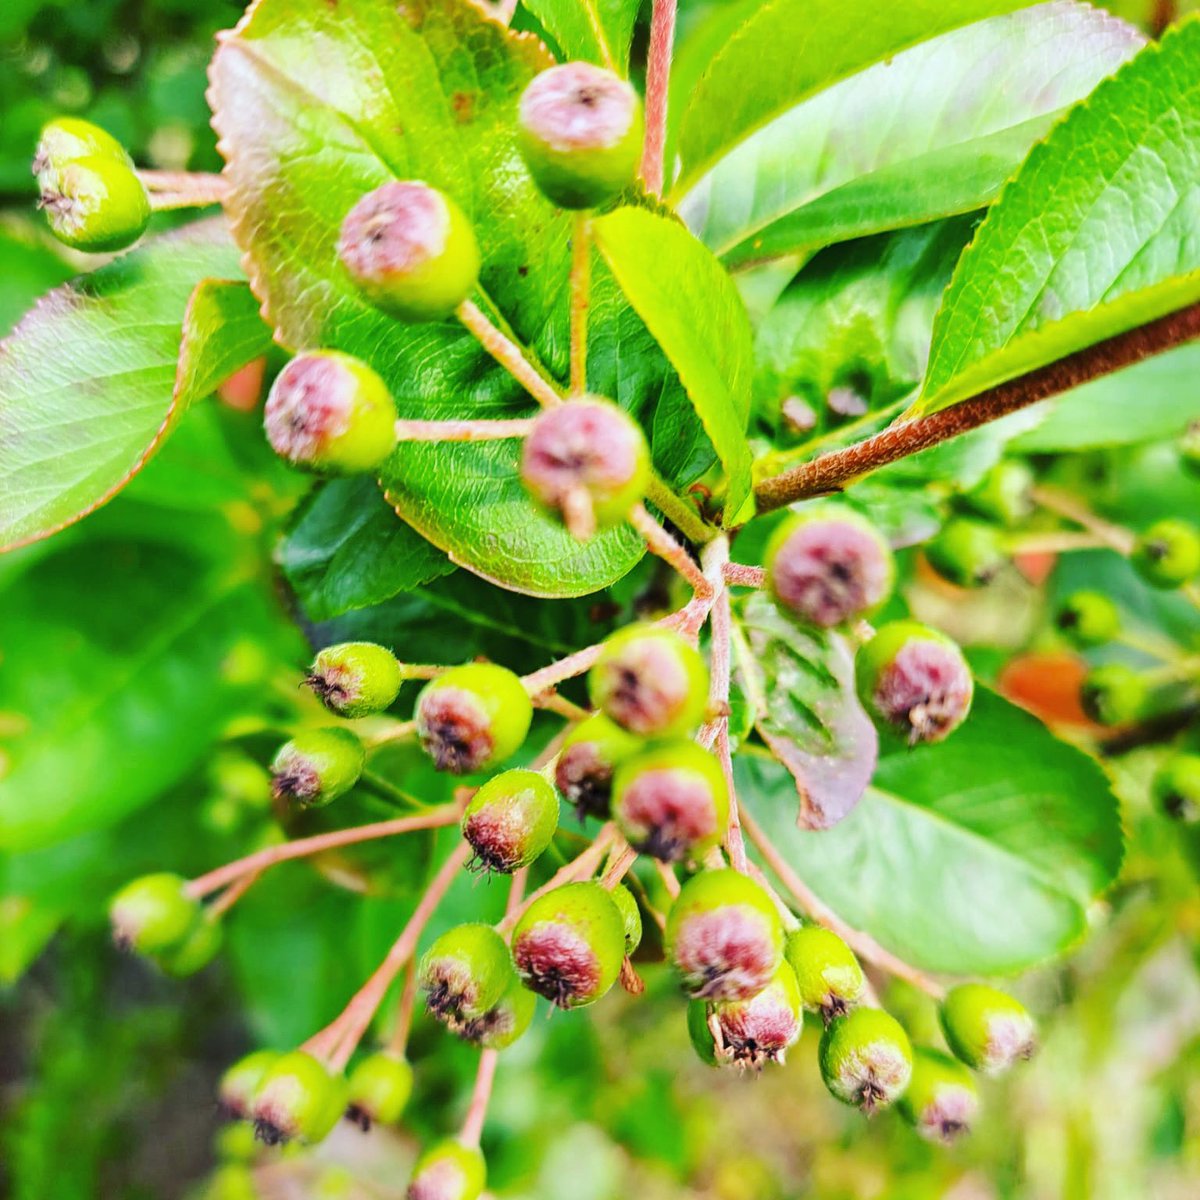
[687,961,803,1070]
[419,923,514,1025]
[37,153,151,252]
[306,642,403,718]
[964,459,1035,526]
[512,881,625,1009]
[898,1048,980,1144]
[161,916,223,977]
[554,712,641,819]
[264,351,397,474]
[1180,420,1200,478]
[34,117,130,177]
[1055,590,1120,647]
[456,974,537,1049]
[270,727,365,808]
[517,62,643,209]
[819,1007,913,1112]
[1152,753,1200,823]
[346,1051,413,1129]
[109,872,201,956]
[784,925,865,1020]
[407,1139,486,1200]
[339,181,479,322]
[765,506,894,627]
[589,624,709,738]
[925,518,1007,588]
[1079,663,1146,726]
[611,883,643,955]
[250,1050,348,1146]
[218,1049,280,1120]
[1131,519,1200,589]
[520,398,650,537]
[611,740,729,863]
[665,869,783,1001]
[415,663,533,775]
[461,768,559,873]
[939,984,1037,1073]
[855,621,973,745]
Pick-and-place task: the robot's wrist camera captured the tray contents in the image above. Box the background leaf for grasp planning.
[919,20,1200,412]
[739,687,1124,973]
[519,0,640,73]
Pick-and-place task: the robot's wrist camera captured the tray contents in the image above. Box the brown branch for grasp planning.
[753,303,1200,515]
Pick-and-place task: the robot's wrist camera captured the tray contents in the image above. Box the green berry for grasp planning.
[1079,663,1146,726]
[306,642,403,717]
[521,397,650,537]
[219,1049,280,1120]
[784,925,865,1020]
[264,351,397,474]
[415,663,533,774]
[687,961,803,1070]
[819,1007,913,1112]
[665,869,783,1001]
[270,727,365,808]
[461,768,559,873]
[589,624,709,738]
[250,1050,348,1146]
[939,983,1037,1073]
[407,1139,486,1200]
[511,881,625,1009]
[346,1051,413,1129]
[1152,752,1200,822]
[419,923,515,1026]
[339,181,479,321]
[765,506,894,627]
[855,620,973,745]
[1131,518,1200,588]
[33,117,131,188]
[161,916,223,977]
[898,1048,980,1144]
[610,883,643,955]
[554,712,641,819]
[38,153,150,252]
[205,1164,257,1200]
[1180,420,1200,478]
[963,460,1035,526]
[109,872,201,956]
[1055,590,1120,647]
[456,974,537,1050]
[925,518,1007,588]
[611,740,729,863]
[517,62,643,209]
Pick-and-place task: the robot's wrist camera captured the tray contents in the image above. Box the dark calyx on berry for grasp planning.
[692,963,803,1070]
[415,664,532,775]
[419,924,512,1025]
[461,769,558,873]
[419,686,493,773]
[554,713,638,819]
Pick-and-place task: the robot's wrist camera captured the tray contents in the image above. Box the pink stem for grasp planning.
[723,563,766,588]
[497,825,618,933]
[1030,485,1134,554]
[386,961,419,1056]
[204,869,262,918]
[641,0,678,195]
[138,170,227,210]
[630,503,713,599]
[600,839,637,889]
[653,859,681,899]
[460,1049,499,1148]
[393,418,534,443]
[457,300,562,409]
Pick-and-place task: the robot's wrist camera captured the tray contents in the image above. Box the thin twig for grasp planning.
[600,839,637,889]
[393,418,534,443]
[723,563,766,588]
[460,1049,499,1147]
[644,475,716,545]
[138,170,227,209]
[1030,485,1134,554]
[641,0,678,195]
[570,213,591,396]
[653,858,681,899]
[753,303,1200,513]
[386,961,419,1057]
[204,869,262,919]
[457,300,563,409]
[630,503,713,599]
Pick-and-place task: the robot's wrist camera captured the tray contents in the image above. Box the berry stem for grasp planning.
[1030,485,1134,554]
[459,1048,499,1148]
[630,503,714,600]
[205,869,262,919]
[752,301,1200,513]
[137,169,227,210]
[532,689,591,721]
[1007,530,1109,555]
[506,865,530,918]
[323,839,473,1071]
[600,838,637,889]
[386,960,419,1056]
[362,719,418,748]
[393,417,535,442]
[184,804,461,898]
[653,858,681,899]
[570,213,591,397]
[641,0,678,196]
[457,299,562,409]
[739,806,946,1000]
[358,771,425,808]
[723,562,766,588]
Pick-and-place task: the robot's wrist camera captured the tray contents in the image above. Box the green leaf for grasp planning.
[674,0,1036,189]
[739,687,1124,973]
[681,3,1142,262]
[919,20,1200,413]
[592,207,754,523]
[0,220,270,551]
[0,226,72,337]
[279,477,456,622]
[520,0,640,72]
[737,592,877,829]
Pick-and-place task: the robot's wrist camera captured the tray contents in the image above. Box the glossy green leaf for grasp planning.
[209,0,658,596]
[674,0,1035,189]
[592,206,754,523]
[0,220,269,552]
[739,687,1124,973]
[737,592,877,830]
[279,477,456,622]
[681,3,1141,262]
[919,20,1200,412]
[521,0,640,72]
